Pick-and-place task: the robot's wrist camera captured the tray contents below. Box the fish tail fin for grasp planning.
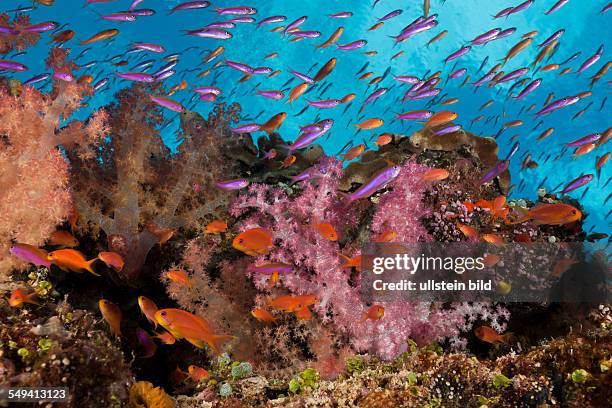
[205,334,236,354]
[501,332,515,344]
[338,191,353,206]
[85,258,100,276]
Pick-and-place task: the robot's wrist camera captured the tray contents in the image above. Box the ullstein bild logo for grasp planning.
[360,242,610,303]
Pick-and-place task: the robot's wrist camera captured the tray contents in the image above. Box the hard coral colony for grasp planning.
[0,0,610,407]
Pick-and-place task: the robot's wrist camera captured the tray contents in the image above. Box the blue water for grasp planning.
[4,0,611,238]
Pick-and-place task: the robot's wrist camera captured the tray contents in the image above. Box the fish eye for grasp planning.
[239,238,244,243]
[161,311,167,316]
[571,210,577,214]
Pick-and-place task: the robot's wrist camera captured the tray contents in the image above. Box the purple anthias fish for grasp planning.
[215,6,257,15]
[128,9,156,16]
[379,9,402,21]
[393,19,437,42]
[225,60,254,74]
[206,21,235,29]
[545,0,570,15]
[493,7,513,19]
[248,263,294,275]
[23,73,51,86]
[93,78,108,91]
[300,123,322,133]
[308,99,341,109]
[258,15,286,26]
[231,123,260,133]
[393,75,420,83]
[215,179,250,190]
[194,86,221,95]
[444,46,471,63]
[21,21,59,33]
[257,90,285,100]
[170,1,210,13]
[186,28,233,39]
[128,0,145,11]
[343,165,401,203]
[509,0,534,15]
[132,43,166,53]
[601,3,612,14]
[561,174,593,194]
[291,167,319,183]
[539,29,565,47]
[290,69,314,84]
[229,17,255,23]
[515,78,542,99]
[336,40,367,50]
[396,110,434,120]
[100,13,136,22]
[53,72,74,82]
[434,125,462,135]
[364,88,388,105]
[492,27,517,41]
[283,16,307,34]
[535,95,580,116]
[154,70,175,81]
[150,95,184,112]
[473,72,496,87]
[115,71,155,82]
[10,244,52,268]
[291,30,321,38]
[329,11,353,18]
[496,67,529,83]
[0,26,19,35]
[286,119,334,151]
[199,92,217,102]
[577,45,604,74]
[471,28,501,45]
[252,67,272,75]
[449,68,467,79]
[480,142,519,184]
[0,59,28,72]
[132,60,154,70]
[411,88,441,100]
[566,133,601,147]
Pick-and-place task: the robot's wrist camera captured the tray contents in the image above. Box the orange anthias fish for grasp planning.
[205,219,228,234]
[260,112,287,134]
[8,288,40,308]
[342,144,365,161]
[187,365,209,382]
[153,331,176,345]
[288,83,308,104]
[355,118,384,130]
[313,222,339,241]
[47,249,99,276]
[268,295,318,315]
[48,230,79,247]
[550,257,578,278]
[165,270,192,287]
[456,223,479,240]
[145,222,176,246]
[474,325,509,344]
[155,308,234,353]
[425,111,457,127]
[80,29,119,45]
[99,299,122,337]
[362,305,385,321]
[138,296,159,328]
[507,203,582,226]
[339,254,362,272]
[97,251,124,271]
[281,154,296,168]
[420,168,449,182]
[481,233,505,246]
[463,196,509,220]
[251,307,277,323]
[372,229,397,243]
[482,253,501,267]
[49,29,75,44]
[374,134,393,147]
[232,227,274,256]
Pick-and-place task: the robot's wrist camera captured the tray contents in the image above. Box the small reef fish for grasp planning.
[9,288,40,308]
[420,168,449,182]
[165,270,193,287]
[232,228,274,256]
[362,305,385,321]
[80,29,119,45]
[251,308,277,323]
[205,220,228,234]
[313,222,339,241]
[456,223,479,240]
[153,331,176,345]
[187,365,209,382]
[507,203,581,225]
[138,296,159,328]
[47,249,99,276]
[99,299,122,337]
[155,308,234,353]
[10,244,52,268]
[355,118,384,130]
[339,254,362,272]
[145,222,176,247]
[268,294,318,320]
[97,251,124,271]
[474,325,510,344]
[342,165,401,203]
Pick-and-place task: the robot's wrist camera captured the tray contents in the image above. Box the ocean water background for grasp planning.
[4,0,611,239]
